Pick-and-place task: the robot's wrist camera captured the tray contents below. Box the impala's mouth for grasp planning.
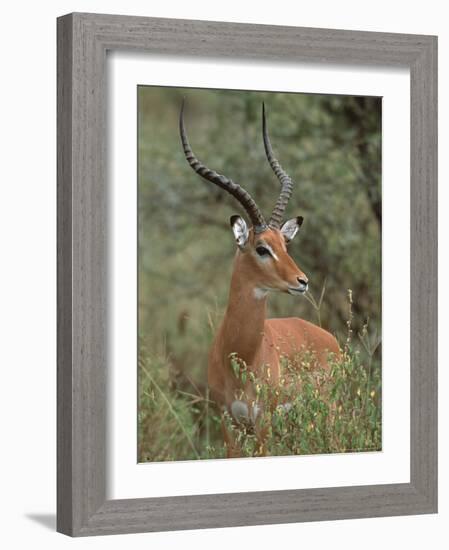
[287,284,308,295]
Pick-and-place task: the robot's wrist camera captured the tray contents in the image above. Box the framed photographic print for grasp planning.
[57,13,437,536]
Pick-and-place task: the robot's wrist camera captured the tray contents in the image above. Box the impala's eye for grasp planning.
[256,246,271,257]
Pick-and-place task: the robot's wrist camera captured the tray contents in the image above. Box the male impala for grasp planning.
[180,101,340,455]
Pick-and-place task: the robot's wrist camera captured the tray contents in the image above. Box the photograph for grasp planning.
[137,86,382,461]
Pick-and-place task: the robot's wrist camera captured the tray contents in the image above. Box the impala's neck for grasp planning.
[220,251,267,366]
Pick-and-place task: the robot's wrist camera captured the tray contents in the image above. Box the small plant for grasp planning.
[223,347,381,457]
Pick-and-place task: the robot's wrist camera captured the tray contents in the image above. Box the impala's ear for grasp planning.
[281,216,303,243]
[230,215,249,249]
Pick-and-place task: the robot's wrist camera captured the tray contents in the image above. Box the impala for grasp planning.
[180,101,340,455]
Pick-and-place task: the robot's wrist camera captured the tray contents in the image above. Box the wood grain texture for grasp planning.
[409,37,438,508]
[57,13,74,536]
[57,12,438,536]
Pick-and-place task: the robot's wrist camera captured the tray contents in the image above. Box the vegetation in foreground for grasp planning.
[138,298,381,462]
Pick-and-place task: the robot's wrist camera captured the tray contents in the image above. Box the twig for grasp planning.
[304,278,327,327]
[176,389,214,404]
[183,372,203,398]
[358,324,381,415]
[206,387,210,450]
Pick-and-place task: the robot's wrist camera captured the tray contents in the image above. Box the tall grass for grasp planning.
[138,348,224,462]
[138,295,381,462]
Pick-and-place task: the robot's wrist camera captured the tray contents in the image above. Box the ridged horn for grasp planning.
[180,100,267,233]
[262,102,294,229]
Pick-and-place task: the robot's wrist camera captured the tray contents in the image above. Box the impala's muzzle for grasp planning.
[287,276,309,295]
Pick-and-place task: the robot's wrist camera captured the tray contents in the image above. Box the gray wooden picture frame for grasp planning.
[57,12,438,537]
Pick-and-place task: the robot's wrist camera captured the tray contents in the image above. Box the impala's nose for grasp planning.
[287,276,309,296]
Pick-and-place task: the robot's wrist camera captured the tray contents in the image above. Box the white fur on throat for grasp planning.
[253,288,268,300]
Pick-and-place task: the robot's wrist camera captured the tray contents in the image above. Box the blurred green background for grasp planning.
[138,86,381,378]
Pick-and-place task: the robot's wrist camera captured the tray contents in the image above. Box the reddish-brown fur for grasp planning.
[208,227,340,455]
